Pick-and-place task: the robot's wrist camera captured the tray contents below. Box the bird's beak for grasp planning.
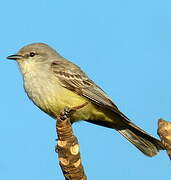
[6,54,23,60]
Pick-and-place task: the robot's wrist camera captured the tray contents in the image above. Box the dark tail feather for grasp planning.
[118,121,165,157]
[86,119,165,157]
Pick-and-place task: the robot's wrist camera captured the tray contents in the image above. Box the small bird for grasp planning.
[7,43,164,156]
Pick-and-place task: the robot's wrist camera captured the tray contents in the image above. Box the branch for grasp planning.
[55,107,87,180]
[157,118,171,159]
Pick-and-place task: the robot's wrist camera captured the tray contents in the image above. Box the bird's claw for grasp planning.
[59,106,74,120]
[59,102,88,120]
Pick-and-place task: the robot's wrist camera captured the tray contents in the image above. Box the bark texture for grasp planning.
[158,118,171,158]
[56,107,87,180]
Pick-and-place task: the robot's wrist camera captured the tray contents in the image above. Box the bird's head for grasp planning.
[7,43,61,63]
[7,43,62,74]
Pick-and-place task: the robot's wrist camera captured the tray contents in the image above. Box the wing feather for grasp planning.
[51,60,129,120]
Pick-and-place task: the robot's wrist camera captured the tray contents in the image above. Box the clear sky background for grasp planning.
[1,0,171,179]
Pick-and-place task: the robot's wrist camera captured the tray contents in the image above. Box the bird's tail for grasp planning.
[117,121,165,157]
[86,118,165,157]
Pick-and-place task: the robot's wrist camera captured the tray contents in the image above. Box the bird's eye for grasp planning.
[29,52,36,57]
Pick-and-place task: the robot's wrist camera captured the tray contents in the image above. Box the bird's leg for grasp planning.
[59,102,89,120]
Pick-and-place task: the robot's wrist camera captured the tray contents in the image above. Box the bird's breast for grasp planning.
[23,70,60,116]
[22,69,90,119]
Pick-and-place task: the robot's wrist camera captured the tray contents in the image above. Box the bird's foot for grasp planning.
[59,102,89,120]
[59,106,71,120]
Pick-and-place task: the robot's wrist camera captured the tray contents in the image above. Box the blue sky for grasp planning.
[1,0,171,179]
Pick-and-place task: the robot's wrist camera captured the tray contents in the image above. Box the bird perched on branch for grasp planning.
[7,43,165,157]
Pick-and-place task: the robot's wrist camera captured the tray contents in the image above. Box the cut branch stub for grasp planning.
[157,118,171,159]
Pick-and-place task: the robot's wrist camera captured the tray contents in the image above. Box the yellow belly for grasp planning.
[40,85,110,123]
[24,71,114,124]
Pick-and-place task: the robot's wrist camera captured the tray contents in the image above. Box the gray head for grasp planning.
[7,43,64,76]
[7,43,62,64]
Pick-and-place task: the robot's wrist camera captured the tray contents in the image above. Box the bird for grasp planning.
[7,42,165,157]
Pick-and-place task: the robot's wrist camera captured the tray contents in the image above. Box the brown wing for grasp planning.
[51,60,129,120]
[51,60,165,156]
